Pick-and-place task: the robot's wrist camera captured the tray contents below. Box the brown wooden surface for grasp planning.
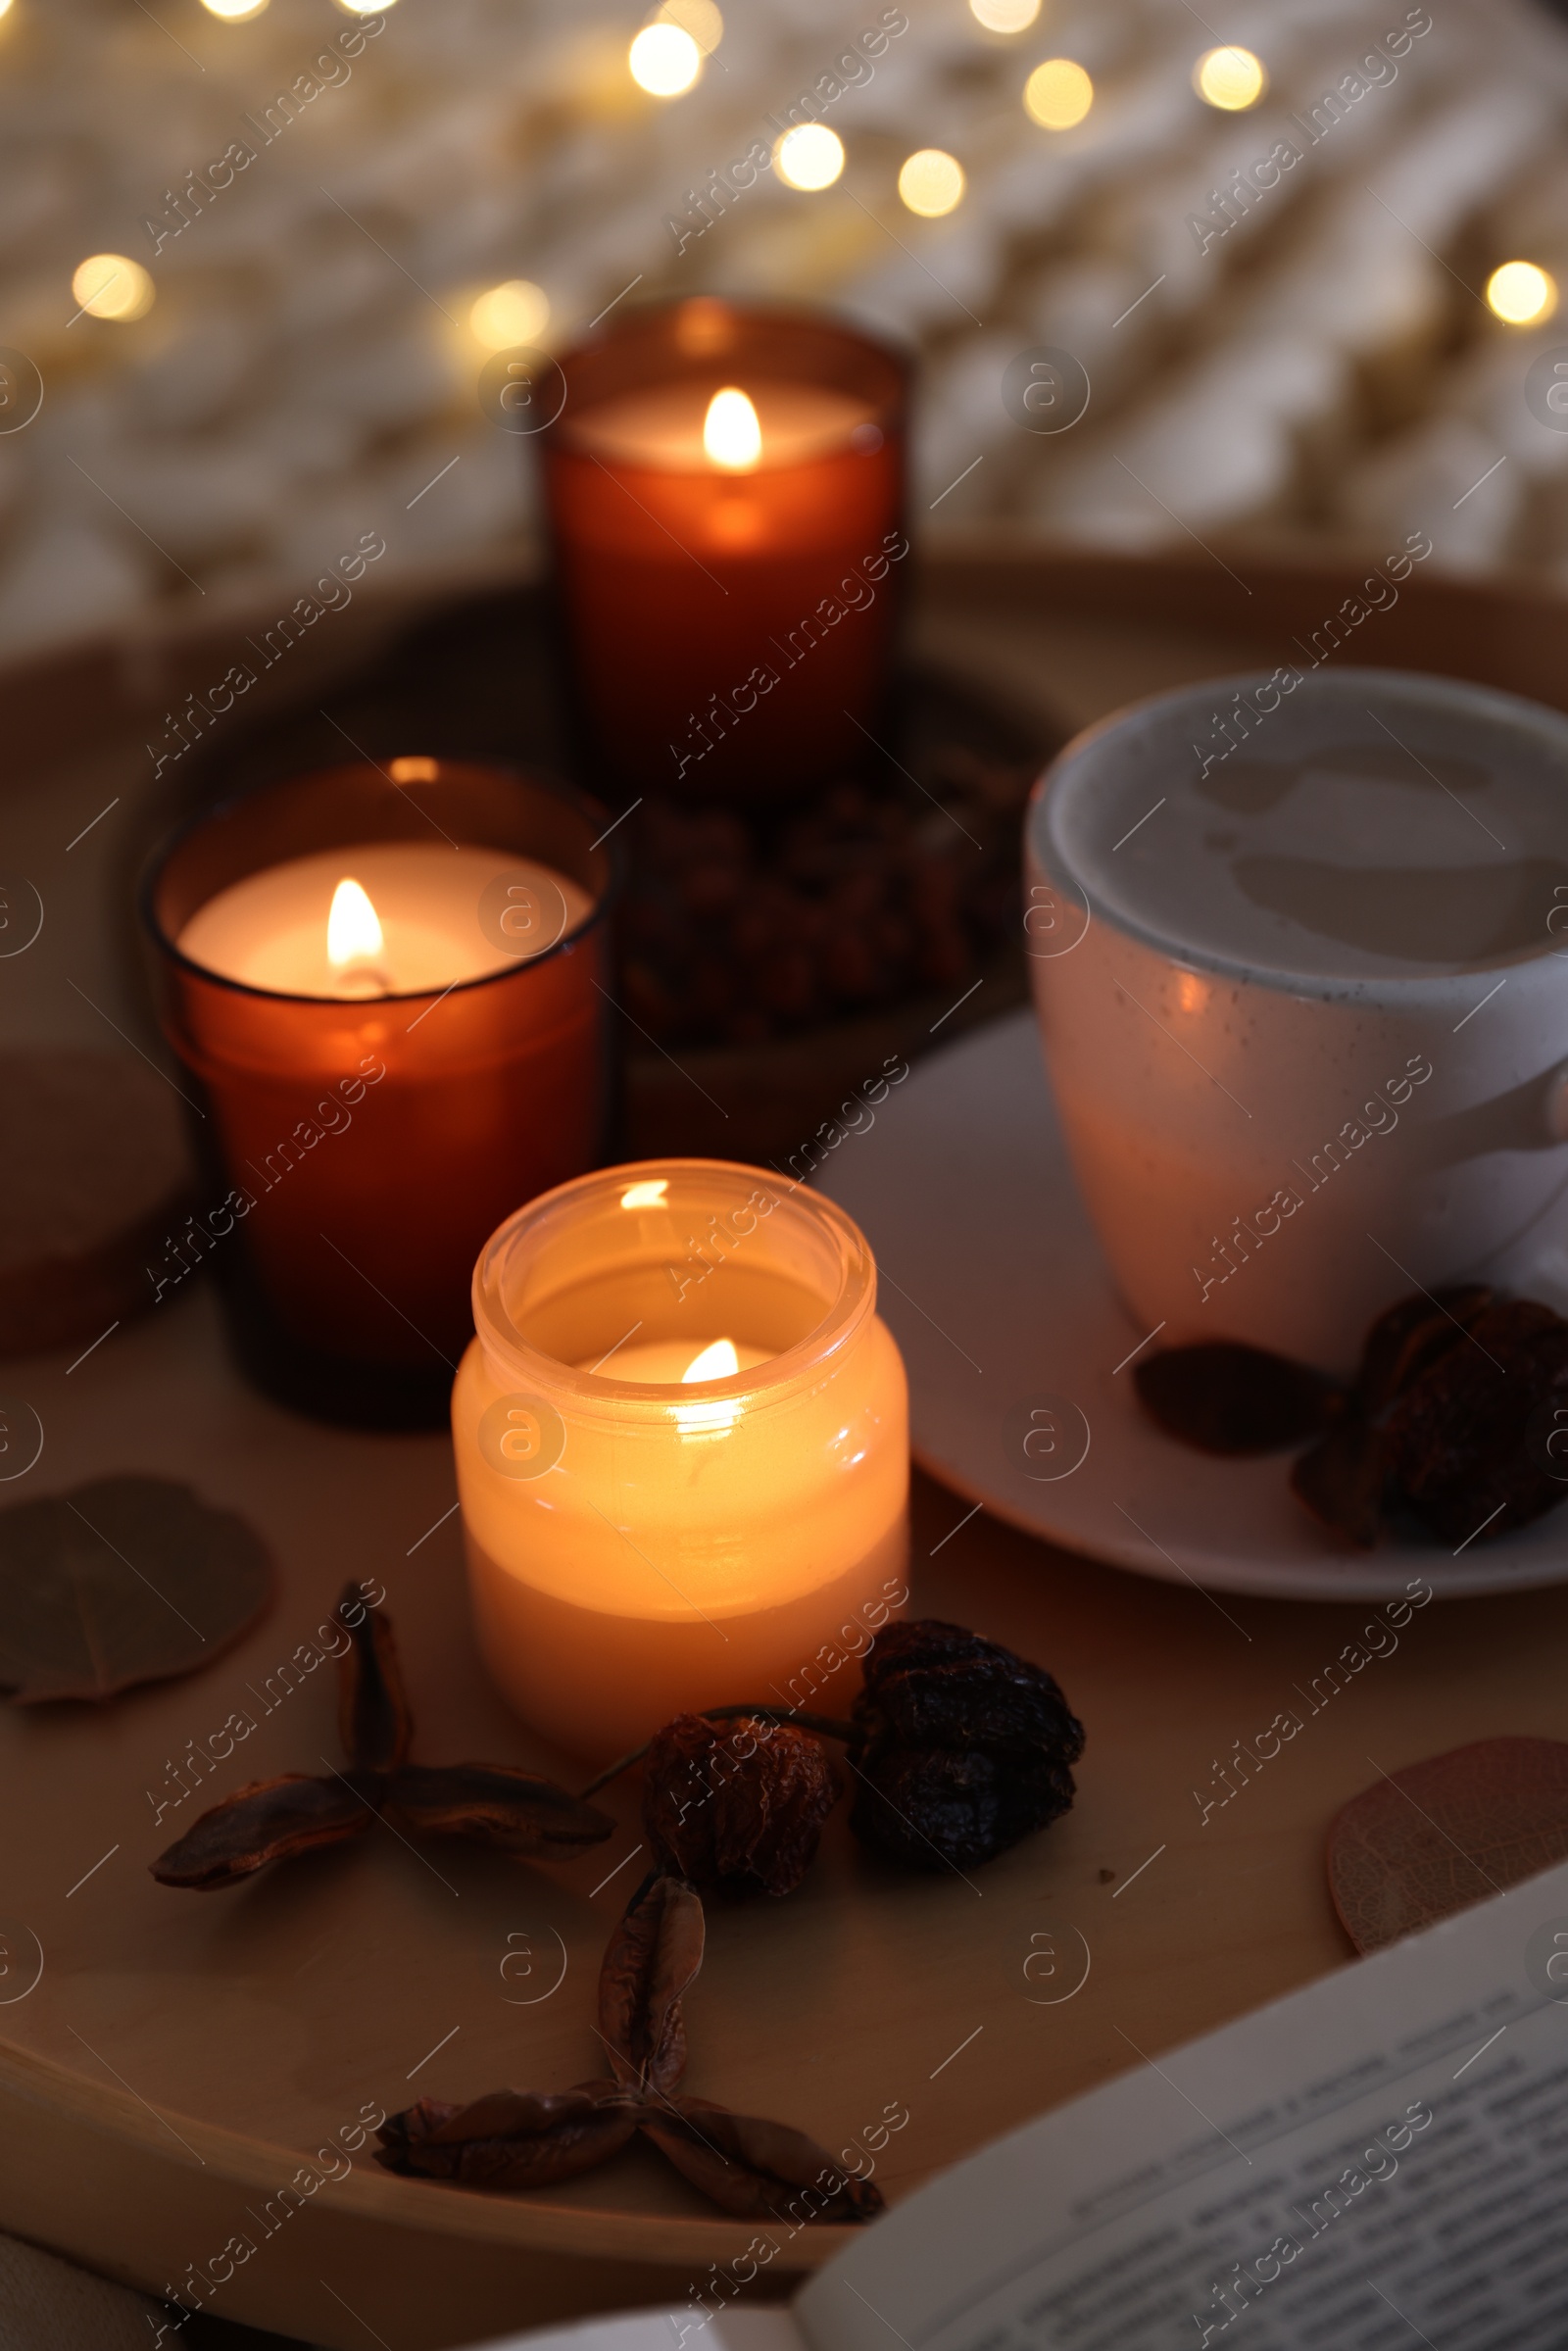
[1,543,1566,2350]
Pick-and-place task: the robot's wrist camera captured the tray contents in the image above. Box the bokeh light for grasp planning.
[655,0,723,53]
[899,149,966,218]
[1194,46,1266,109]
[629,22,702,96]
[1487,261,1557,324]
[72,254,155,321]
[774,123,846,191]
[200,0,270,18]
[334,0,397,13]
[969,0,1041,29]
[1024,59,1093,129]
[469,278,550,351]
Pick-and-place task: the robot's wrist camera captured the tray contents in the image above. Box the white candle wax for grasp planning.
[177,843,591,998]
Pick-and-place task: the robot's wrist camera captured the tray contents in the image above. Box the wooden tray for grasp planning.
[5,544,1568,2350]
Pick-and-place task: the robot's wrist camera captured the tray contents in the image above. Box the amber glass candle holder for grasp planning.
[540,297,909,801]
[140,759,617,1429]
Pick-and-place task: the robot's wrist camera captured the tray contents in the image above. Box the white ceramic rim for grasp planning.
[1026,665,1568,1004]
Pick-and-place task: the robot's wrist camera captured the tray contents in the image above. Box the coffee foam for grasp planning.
[1046,674,1568,980]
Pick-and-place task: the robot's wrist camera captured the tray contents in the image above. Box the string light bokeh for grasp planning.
[0,0,1559,659]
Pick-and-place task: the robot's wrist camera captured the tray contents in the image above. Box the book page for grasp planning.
[798,1859,1568,2351]
[468,2303,807,2351]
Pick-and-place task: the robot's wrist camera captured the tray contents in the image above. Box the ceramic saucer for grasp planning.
[820,1009,1568,1602]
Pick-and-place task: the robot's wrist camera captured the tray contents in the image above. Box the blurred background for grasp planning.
[7,0,1568,664]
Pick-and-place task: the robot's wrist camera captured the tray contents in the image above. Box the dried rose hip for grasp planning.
[1384,1299,1568,1546]
[642,1714,841,1896]
[1354,1285,1494,1417]
[849,1620,1084,1872]
[1134,1343,1344,1454]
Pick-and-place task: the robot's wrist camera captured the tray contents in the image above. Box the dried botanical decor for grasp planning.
[151,1585,613,1888]
[377,1870,884,2224]
[1134,1289,1568,1549]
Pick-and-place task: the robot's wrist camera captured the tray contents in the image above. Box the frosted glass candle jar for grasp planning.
[453,1160,909,1756]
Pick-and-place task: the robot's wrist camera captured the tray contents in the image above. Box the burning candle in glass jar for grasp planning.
[142,760,615,1427]
[453,1160,910,1757]
[541,299,909,799]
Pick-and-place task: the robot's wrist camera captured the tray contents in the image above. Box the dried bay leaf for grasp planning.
[0,1474,273,1703]
[1328,1737,1568,1953]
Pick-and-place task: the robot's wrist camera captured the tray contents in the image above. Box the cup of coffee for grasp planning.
[1024,667,1568,1369]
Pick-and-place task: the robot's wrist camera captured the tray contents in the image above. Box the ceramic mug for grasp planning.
[1024,667,1568,1370]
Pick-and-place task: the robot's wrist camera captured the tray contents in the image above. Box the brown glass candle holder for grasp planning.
[140,759,617,1429]
[540,297,909,801]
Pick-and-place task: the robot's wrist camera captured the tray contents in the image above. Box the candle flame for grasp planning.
[703,387,761,471]
[675,1334,743,1435]
[327,876,384,968]
[683,1337,739,1383]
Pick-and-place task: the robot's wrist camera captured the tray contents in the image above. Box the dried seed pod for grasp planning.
[150,1770,379,1889]
[1290,1418,1390,1549]
[849,1620,1084,1872]
[375,2082,639,2188]
[641,2093,884,2223]
[599,1873,705,2098]
[151,1596,612,1891]
[385,1764,613,1856]
[1134,1344,1344,1454]
[338,1585,413,1774]
[1354,1286,1494,1417]
[377,1876,891,2221]
[1384,1299,1568,1545]
[642,1713,841,1896]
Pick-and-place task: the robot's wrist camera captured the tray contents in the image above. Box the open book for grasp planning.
[470,1858,1568,2351]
